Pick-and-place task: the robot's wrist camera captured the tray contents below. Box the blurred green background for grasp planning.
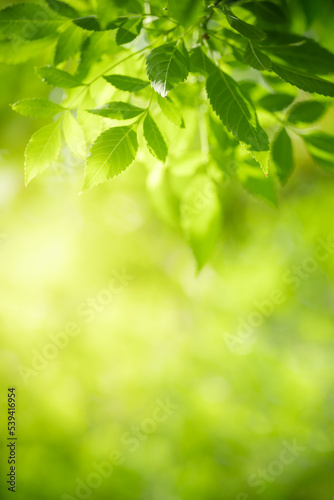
[1,2,334,500]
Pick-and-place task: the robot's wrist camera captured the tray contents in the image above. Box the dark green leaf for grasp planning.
[87,102,145,119]
[302,132,334,171]
[11,98,64,118]
[189,46,216,75]
[73,16,101,31]
[46,0,79,18]
[272,127,294,185]
[272,62,334,97]
[104,75,149,92]
[224,8,266,41]
[143,113,168,162]
[146,42,189,97]
[36,66,84,88]
[258,93,295,112]
[206,68,269,151]
[286,100,327,125]
[244,41,272,70]
[83,126,138,190]
[262,36,334,75]
[116,17,142,45]
[241,2,287,26]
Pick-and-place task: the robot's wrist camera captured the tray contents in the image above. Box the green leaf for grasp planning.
[103,75,149,92]
[286,100,327,125]
[262,36,334,75]
[302,132,334,171]
[106,17,129,30]
[46,0,79,18]
[242,145,270,176]
[272,63,334,97]
[87,102,145,120]
[258,93,295,112]
[189,46,216,75]
[116,17,142,45]
[0,36,57,64]
[0,3,66,40]
[75,32,113,81]
[146,42,189,97]
[143,113,168,162]
[11,98,64,118]
[54,24,84,65]
[180,174,222,271]
[168,0,204,27]
[24,121,61,185]
[239,164,277,206]
[62,111,86,158]
[157,94,185,128]
[73,16,101,31]
[244,41,272,70]
[206,68,269,151]
[272,127,294,185]
[224,8,266,41]
[241,2,287,26]
[83,126,138,190]
[36,65,84,88]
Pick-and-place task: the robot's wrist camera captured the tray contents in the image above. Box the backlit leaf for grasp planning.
[83,126,138,190]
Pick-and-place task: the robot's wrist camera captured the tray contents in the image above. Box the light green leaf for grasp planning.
[241,144,270,176]
[103,75,149,92]
[82,126,138,190]
[189,46,216,75]
[302,132,334,171]
[168,0,204,27]
[0,36,57,64]
[116,18,142,45]
[206,68,269,151]
[11,98,64,118]
[181,174,222,270]
[36,65,84,88]
[62,111,86,158]
[54,24,84,65]
[258,93,295,112]
[0,3,65,40]
[143,113,168,162]
[157,94,185,128]
[224,8,266,41]
[272,127,294,185]
[244,41,272,70]
[146,42,189,97]
[73,16,101,31]
[24,120,61,185]
[286,100,327,125]
[46,0,79,18]
[272,63,334,97]
[87,102,145,120]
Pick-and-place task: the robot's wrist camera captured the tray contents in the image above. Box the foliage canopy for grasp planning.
[3,0,334,268]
